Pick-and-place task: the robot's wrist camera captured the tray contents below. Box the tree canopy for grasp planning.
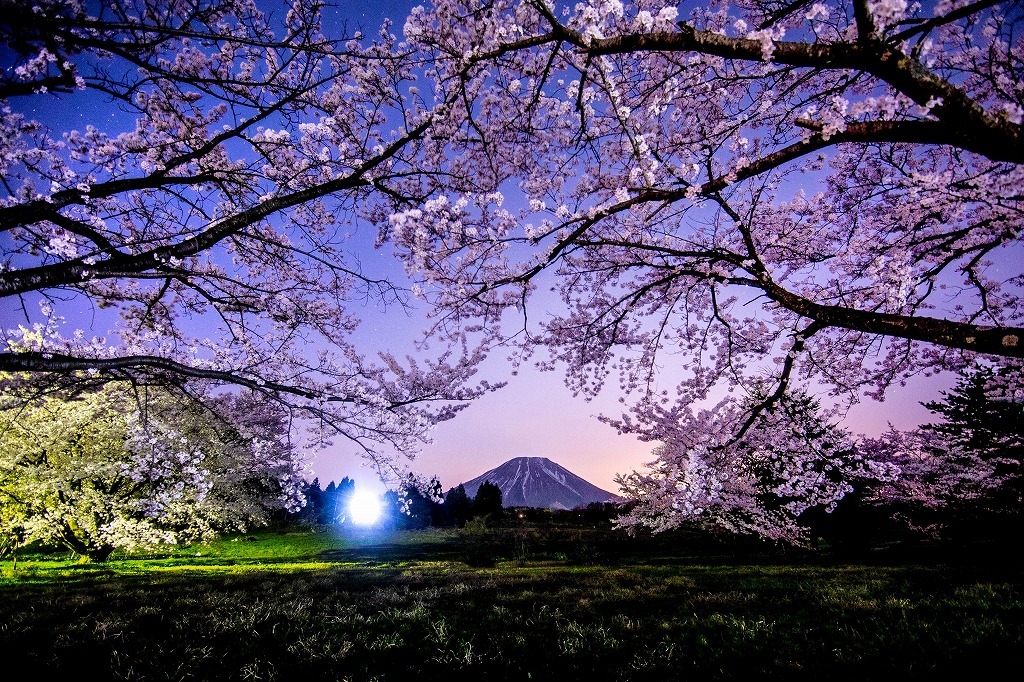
[0,0,494,479]
[2,0,1022,534]
[382,0,1023,536]
[388,0,1022,414]
[0,384,304,560]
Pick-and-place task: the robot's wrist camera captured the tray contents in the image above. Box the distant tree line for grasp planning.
[379,479,504,530]
[291,477,355,526]
[287,477,505,530]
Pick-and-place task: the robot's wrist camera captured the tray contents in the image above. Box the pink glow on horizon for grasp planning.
[310,357,956,495]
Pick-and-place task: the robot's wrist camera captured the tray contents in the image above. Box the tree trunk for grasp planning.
[87,545,116,562]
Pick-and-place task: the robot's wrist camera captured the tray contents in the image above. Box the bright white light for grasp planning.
[347,489,382,526]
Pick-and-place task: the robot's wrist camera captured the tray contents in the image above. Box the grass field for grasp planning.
[2,524,1022,680]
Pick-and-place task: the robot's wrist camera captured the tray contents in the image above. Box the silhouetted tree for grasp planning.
[293,478,324,525]
[443,485,472,527]
[380,490,404,529]
[307,478,358,525]
[922,364,1024,469]
[379,475,444,529]
[920,363,1024,540]
[472,481,503,521]
[322,481,338,525]
[401,485,434,530]
[581,502,620,526]
[335,478,356,524]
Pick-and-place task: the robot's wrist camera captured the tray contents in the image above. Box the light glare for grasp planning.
[347,489,382,526]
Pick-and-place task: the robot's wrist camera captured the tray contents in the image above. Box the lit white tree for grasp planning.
[0,384,304,560]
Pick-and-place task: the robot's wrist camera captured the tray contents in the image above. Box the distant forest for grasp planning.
[292,477,508,529]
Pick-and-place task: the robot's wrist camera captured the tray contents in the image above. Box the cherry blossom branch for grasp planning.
[0,350,443,410]
[0,116,435,298]
[534,11,1022,163]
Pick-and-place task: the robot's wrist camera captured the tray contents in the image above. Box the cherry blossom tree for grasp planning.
[375,0,1023,538]
[860,360,1022,539]
[0,384,303,560]
[616,389,898,544]
[5,0,1023,541]
[0,0,497,478]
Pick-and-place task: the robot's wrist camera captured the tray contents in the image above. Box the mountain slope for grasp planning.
[459,457,621,510]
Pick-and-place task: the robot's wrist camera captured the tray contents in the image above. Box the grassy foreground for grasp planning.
[2,526,1022,680]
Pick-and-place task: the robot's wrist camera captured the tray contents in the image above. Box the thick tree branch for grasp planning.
[0,115,435,298]
[759,279,1024,358]
[536,20,1024,163]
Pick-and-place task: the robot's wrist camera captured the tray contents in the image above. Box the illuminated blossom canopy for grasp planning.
[0,385,304,560]
[0,0,497,482]
[1,0,1022,541]
[382,0,1023,539]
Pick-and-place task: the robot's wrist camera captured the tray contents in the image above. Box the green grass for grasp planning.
[2,526,1022,680]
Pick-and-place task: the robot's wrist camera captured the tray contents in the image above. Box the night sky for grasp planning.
[299,1,954,493]
[0,0,958,497]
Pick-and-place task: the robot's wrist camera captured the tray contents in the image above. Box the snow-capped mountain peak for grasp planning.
[458,457,620,510]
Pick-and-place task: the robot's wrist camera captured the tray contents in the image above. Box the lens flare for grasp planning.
[347,489,382,526]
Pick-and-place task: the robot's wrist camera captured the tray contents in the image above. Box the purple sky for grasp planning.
[0,0,961,497]
[302,1,959,493]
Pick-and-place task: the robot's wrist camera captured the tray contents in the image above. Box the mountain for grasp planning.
[458,457,621,510]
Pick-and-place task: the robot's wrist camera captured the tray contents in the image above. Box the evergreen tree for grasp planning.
[442,485,472,527]
[380,490,404,529]
[295,478,324,525]
[321,481,338,525]
[333,477,356,524]
[472,481,503,521]
[922,364,1024,465]
[920,363,1024,536]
